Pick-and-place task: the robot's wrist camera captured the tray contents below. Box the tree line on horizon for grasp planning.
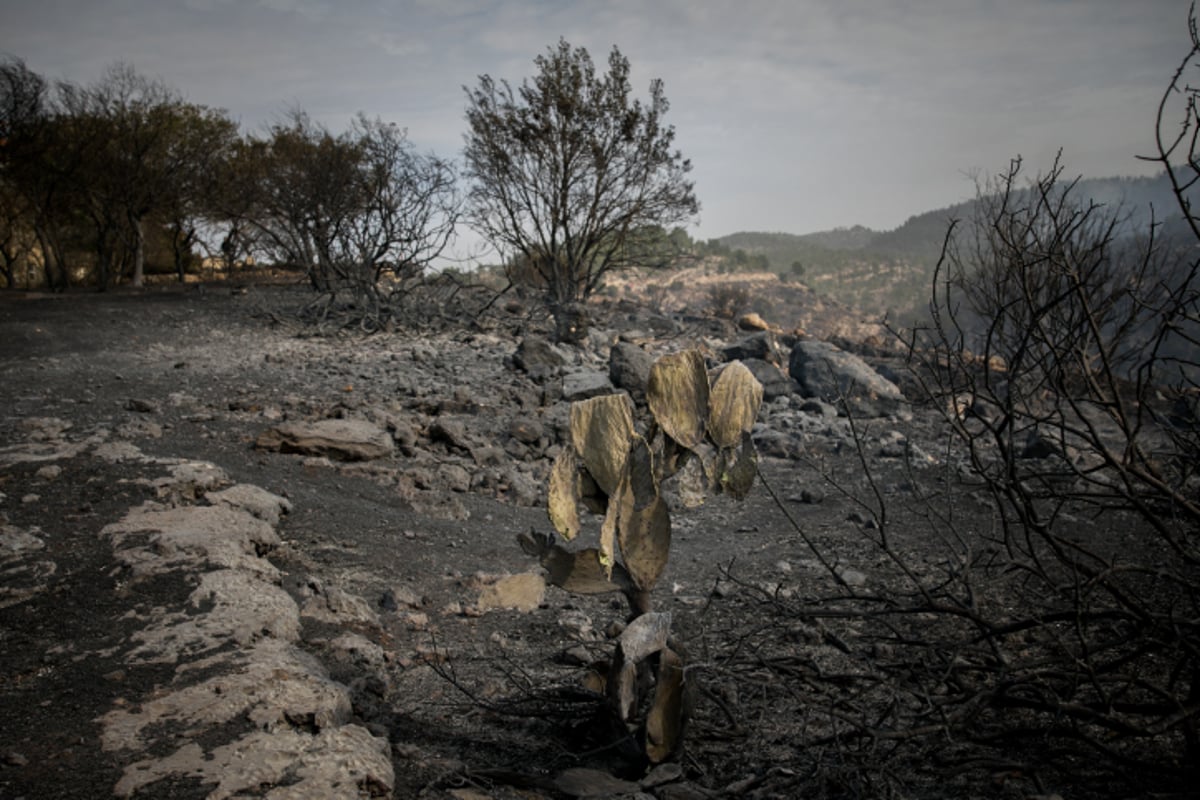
[1,42,707,325]
[0,57,464,296]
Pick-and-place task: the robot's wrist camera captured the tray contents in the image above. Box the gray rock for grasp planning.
[555,767,640,798]
[753,429,804,460]
[788,340,905,418]
[379,584,423,611]
[428,417,478,453]
[125,398,159,414]
[498,467,542,506]
[255,419,393,462]
[837,567,868,587]
[740,358,798,401]
[34,465,61,480]
[513,336,564,381]
[302,585,381,627]
[437,463,472,493]
[562,369,616,402]
[0,525,45,560]
[878,431,910,459]
[477,572,546,612]
[798,397,839,418]
[508,415,544,445]
[722,331,781,364]
[609,341,654,401]
[207,484,292,526]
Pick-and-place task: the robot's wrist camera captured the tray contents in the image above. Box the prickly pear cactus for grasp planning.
[520,348,764,764]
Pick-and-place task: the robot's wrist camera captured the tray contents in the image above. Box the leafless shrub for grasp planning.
[707,283,751,319]
[706,15,1200,796]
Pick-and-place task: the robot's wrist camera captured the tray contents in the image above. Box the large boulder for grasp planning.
[561,370,616,402]
[255,419,394,462]
[740,358,798,401]
[788,340,905,418]
[513,336,565,382]
[722,331,782,365]
[609,341,654,402]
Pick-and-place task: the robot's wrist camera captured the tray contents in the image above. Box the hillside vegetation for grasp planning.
[715,172,1194,324]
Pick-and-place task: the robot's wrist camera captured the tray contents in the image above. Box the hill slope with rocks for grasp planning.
[0,279,1190,799]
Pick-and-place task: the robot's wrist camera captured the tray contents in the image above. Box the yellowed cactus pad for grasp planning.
[547,449,581,540]
[707,361,764,449]
[647,350,709,450]
[570,393,635,497]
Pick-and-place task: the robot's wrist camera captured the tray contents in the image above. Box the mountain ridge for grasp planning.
[713,172,1191,324]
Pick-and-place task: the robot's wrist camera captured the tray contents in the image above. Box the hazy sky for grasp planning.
[0,0,1189,249]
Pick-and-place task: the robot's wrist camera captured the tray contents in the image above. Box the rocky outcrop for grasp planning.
[513,335,565,381]
[789,340,906,418]
[95,452,394,799]
[740,358,798,402]
[255,418,394,461]
[609,340,655,402]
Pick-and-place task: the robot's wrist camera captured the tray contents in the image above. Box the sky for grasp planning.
[0,0,1190,257]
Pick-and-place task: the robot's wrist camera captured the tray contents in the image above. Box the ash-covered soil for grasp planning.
[0,283,1180,799]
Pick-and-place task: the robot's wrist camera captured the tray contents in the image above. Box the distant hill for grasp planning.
[716,172,1193,325]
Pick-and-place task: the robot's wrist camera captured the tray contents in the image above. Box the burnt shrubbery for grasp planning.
[711,20,1200,798]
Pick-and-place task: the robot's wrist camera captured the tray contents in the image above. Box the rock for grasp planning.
[35,465,62,480]
[116,419,163,439]
[437,463,472,493]
[788,340,905,418]
[508,416,544,445]
[609,341,654,401]
[16,416,72,441]
[102,503,282,581]
[301,586,381,627]
[326,632,387,673]
[722,331,780,364]
[561,369,616,402]
[207,484,292,526]
[737,312,771,331]
[837,567,868,587]
[739,358,798,401]
[555,767,640,798]
[379,585,423,611]
[797,488,824,504]
[753,429,803,460]
[428,418,478,453]
[513,336,565,381]
[477,572,546,612]
[399,491,470,521]
[798,397,838,418]
[256,419,393,462]
[0,525,45,559]
[642,762,684,788]
[125,398,160,413]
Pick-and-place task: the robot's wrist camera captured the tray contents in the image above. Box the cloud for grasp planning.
[0,0,1187,236]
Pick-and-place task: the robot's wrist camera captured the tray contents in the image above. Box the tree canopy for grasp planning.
[462,39,698,324]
